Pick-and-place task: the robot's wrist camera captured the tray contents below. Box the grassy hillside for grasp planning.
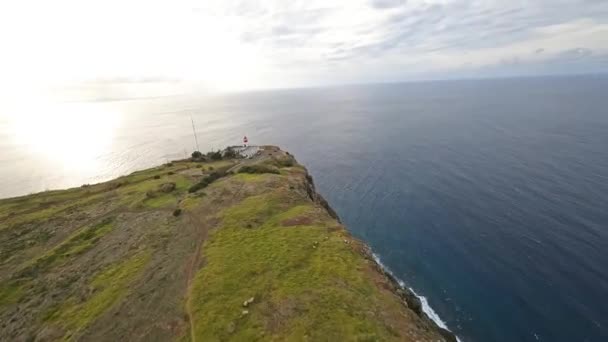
[0,146,450,341]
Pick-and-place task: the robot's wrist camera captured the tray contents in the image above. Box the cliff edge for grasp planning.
[0,146,455,341]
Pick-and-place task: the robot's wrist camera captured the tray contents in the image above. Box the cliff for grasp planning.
[0,146,454,341]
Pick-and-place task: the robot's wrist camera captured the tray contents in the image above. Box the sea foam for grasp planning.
[371,252,461,342]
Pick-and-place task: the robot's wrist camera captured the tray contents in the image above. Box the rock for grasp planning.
[241,310,249,316]
[160,182,176,193]
[403,292,423,316]
[243,297,255,307]
[437,327,458,342]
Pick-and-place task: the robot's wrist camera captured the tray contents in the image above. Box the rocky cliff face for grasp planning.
[0,146,453,341]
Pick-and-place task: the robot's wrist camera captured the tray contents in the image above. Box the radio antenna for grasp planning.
[190,115,200,151]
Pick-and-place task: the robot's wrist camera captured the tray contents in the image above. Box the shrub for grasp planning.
[238,165,280,175]
[188,171,226,193]
[173,209,182,217]
[192,151,203,159]
[207,151,222,161]
[223,147,238,159]
[275,158,294,167]
[153,175,161,179]
[168,171,174,175]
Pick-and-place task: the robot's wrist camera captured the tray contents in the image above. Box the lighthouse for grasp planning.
[243,136,248,147]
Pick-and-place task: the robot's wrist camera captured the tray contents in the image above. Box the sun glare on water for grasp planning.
[8,101,122,174]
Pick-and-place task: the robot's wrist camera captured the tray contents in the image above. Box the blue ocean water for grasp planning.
[2,75,608,341]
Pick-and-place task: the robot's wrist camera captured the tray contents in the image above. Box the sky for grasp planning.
[1,0,608,93]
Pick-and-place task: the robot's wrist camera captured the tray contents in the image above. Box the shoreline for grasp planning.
[371,253,461,342]
[303,164,459,342]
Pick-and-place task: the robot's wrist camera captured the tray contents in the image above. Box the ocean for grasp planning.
[1,75,607,341]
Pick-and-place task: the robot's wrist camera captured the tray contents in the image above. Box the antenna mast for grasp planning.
[191,115,200,151]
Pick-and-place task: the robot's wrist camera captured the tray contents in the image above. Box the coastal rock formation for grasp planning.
[0,146,454,341]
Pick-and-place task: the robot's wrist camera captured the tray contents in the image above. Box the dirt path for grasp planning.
[184,210,209,342]
[183,181,247,342]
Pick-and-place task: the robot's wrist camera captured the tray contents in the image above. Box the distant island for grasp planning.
[0,145,456,341]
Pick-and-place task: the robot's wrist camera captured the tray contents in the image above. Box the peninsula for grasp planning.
[0,146,455,341]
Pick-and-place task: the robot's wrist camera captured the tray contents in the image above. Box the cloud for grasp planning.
[370,0,407,9]
[1,0,608,91]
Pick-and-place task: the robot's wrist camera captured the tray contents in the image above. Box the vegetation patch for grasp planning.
[180,195,205,211]
[188,171,227,193]
[231,173,271,183]
[188,189,407,341]
[143,194,176,208]
[271,157,295,168]
[17,218,115,278]
[219,194,289,229]
[0,280,25,307]
[238,164,280,175]
[0,191,109,232]
[46,250,152,338]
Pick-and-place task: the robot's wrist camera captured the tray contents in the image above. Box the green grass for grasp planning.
[46,250,152,340]
[0,191,110,231]
[117,174,190,209]
[0,280,25,307]
[188,171,227,193]
[219,193,288,229]
[188,187,404,341]
[181,195,205,210]
[174,175,193,192]
[17,218,115,278]
[143,193,177,208]
[230,173,270,183]
[238,164,280,175]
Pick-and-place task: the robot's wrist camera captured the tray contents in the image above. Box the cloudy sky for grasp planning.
[1,0,608,92]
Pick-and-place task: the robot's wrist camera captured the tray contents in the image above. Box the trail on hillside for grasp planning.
[184,210,208,342]
[183,183,246,342]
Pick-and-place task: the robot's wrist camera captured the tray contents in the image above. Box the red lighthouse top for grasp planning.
[243,136,248,145]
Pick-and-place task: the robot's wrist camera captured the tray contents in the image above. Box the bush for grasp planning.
[207,151,222,161]
[192,151,203,159]
[223,147,238,159]
[168,171,174,175]
[275,158,294,167]
[188,171,226,193]
[238,165,280,175]
[153,175,161,179]
[173,209,182,217]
